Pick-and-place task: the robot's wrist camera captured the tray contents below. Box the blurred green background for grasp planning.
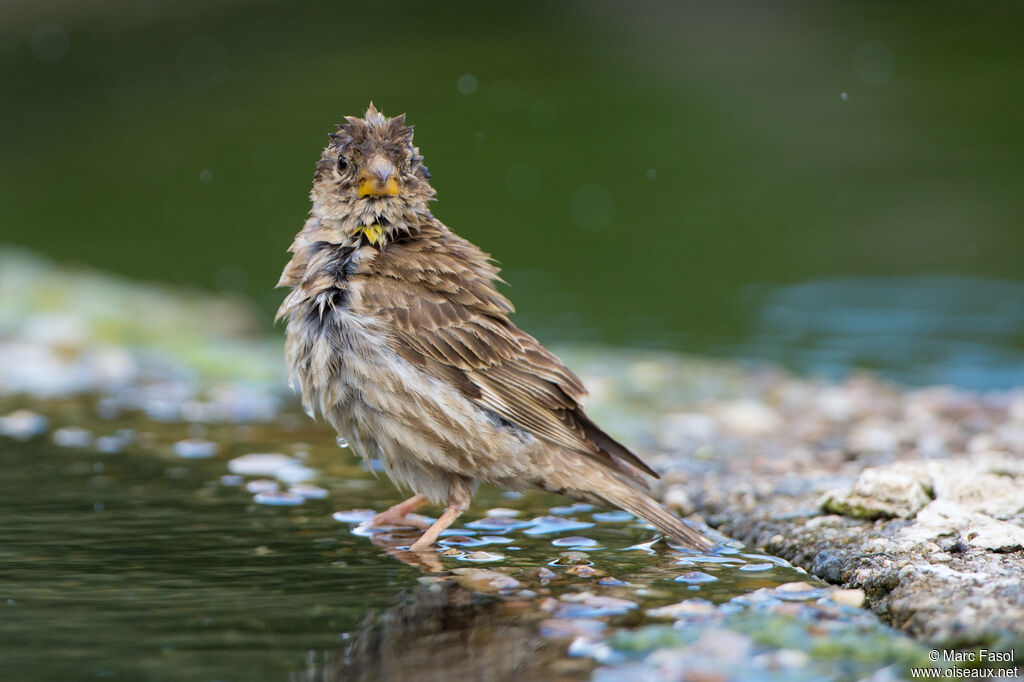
[3,0,1023,387]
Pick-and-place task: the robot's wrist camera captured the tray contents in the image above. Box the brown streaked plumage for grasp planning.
[277,104,711,552]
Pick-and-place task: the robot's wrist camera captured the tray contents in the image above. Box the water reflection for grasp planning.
[735,276,1024,388]
[316,580,588,682]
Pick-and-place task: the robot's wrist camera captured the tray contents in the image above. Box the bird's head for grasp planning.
[311,104,435,246]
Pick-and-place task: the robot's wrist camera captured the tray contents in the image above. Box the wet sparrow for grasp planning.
[277,104,710,552]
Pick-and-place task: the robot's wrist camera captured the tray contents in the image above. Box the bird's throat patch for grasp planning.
[355,224,384,245]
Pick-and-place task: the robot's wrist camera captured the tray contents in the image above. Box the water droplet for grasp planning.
[335,436,349,449]
[457,74,478,95]
[303,404,314,419]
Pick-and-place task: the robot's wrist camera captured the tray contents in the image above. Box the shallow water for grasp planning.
[1,400,928,681]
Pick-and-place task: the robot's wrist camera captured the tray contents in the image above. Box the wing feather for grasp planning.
[353,233,657,480]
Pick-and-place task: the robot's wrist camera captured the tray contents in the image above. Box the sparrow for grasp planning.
[277,104,711,552]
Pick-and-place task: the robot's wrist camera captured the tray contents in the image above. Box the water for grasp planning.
[2,1,1024,389]
[0,400,929,680]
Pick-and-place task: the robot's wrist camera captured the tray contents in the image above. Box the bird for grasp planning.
[277,104,711,553]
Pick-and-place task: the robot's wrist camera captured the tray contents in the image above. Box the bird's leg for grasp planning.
[370,493,431,529]
[409,476,472,551]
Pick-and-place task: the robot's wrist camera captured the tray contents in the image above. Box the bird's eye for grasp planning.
[337,156,348,172]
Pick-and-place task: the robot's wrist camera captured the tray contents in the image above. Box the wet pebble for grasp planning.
[465,516,535,531]
[592,510,633,523]
[459,551,505,563]
[646,598,718,621]
[552,536,599,548]
[549,551,591,566]
[52,426,93,448]
[558,592,637,618]
[227,453,297,476]
[0,409,48,439]
[172,438,218,459]
[332,509,376,523]
[440,535,485,547]
[288,483,328,499]
[485,507,520,517]
[450,568,519,592]
[549,503,595,515]
[244,479,279,494]
[220,474,243,486]
[253,490,305,506]
[597,577,630,587]
[94,435,124,453]
[674,571,718,584]
[564,565,604,578]
[524,516,595,536]
[540,617,606,639]
[738,563,775,572]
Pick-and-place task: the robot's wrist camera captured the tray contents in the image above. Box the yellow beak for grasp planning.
[358,154,399,196]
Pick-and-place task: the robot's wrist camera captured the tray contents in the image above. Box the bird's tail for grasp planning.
[599,481,712,551]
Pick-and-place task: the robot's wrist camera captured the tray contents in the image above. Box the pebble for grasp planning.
[253,491,305,506]
[524,516,595,536]
[459,551,505,563]
[244,479,279,494]
[331,509,377,523]
[551,536,599,548]
[0,409,48,439]
[288,483,328,499]
[172,438,218,459]
[465,516,535,531]
[674,571,718,584]
[450,568,519,592]
[830,588,866,609]
[52,426,93,448]
[94,435,125,453]
[227,453,297,476]
[592,510,633,523]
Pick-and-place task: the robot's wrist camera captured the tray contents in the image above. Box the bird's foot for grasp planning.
[370,510,434,529]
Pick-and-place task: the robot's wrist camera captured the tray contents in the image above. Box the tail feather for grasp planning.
[601,483,712,551]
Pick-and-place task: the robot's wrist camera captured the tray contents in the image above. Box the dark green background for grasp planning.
[4,1,1023,384]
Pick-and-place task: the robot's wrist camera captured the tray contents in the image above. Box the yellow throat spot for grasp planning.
[356,224,384,245]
